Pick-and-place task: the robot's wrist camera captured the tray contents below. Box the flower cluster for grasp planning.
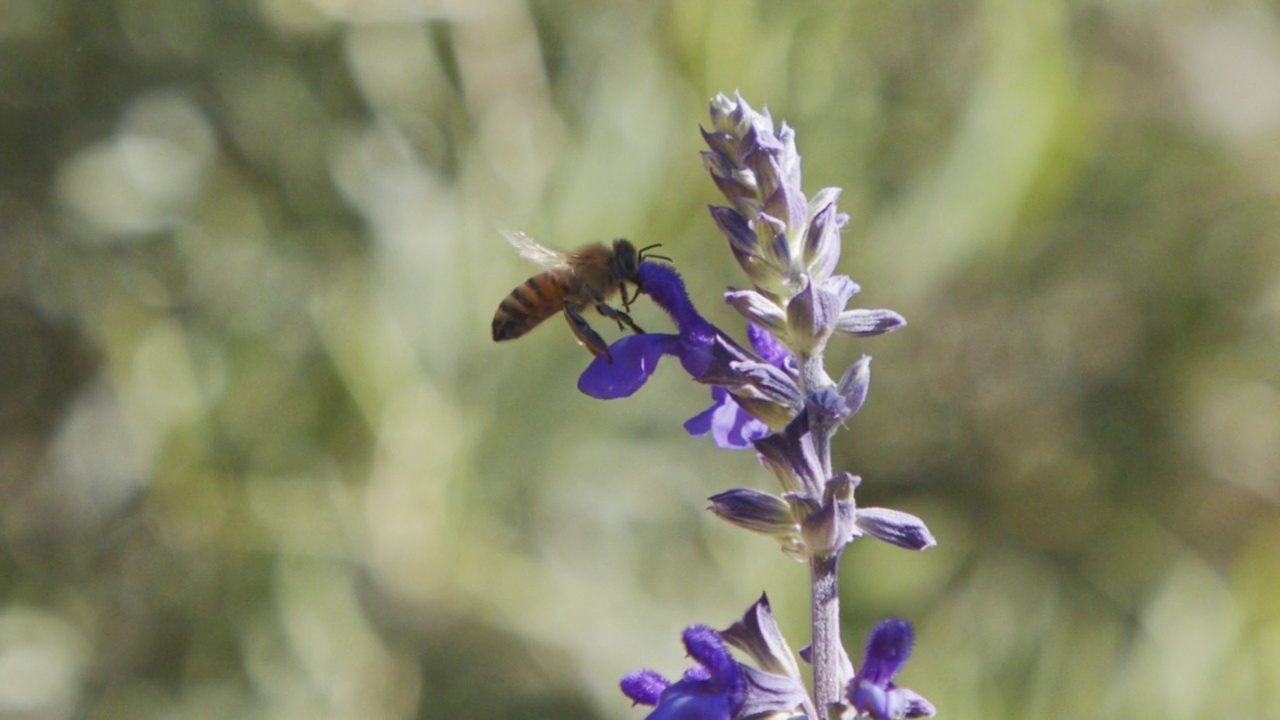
[622,598,933,720]
[582,93,936,718]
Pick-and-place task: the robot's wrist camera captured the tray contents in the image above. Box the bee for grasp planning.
[491,232,670,362]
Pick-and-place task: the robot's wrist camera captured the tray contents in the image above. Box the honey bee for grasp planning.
[491,232,670,362]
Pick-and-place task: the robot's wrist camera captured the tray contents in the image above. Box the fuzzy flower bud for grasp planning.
[708,488,801,547]
[704,92,808,297]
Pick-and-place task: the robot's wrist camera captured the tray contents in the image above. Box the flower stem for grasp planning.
[797,351,835,479]
[797,349,842,716]
[809,552,842,715]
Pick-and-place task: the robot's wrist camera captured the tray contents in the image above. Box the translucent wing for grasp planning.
[502,231,570,270]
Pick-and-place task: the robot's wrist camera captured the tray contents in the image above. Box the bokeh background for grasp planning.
[3,0,1280,718]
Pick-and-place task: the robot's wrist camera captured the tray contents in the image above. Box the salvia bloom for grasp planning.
[578,263,800,424]
[620,625,744,720]
[582,92,936,716]
[621,596,813,720]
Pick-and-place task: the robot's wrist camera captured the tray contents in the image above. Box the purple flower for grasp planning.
[620,625,745,720]
[684,387,771,449]
[621,610,813,720]
[683,323,794,449]
[846,619,935,719]
[578,263,801,422]
[577,263,723,399]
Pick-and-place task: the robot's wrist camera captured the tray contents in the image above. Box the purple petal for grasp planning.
[849,680,905,720]
[639,263,713,337]
[858,618,915,686]
[685,388,771,449]
[577,334,678,399]
[849,676,901,717]
[682,625,739,688]
[622,622,746,720]
[621,669,670,706]
[683,391,721,437]
[746,323,792,369]
[647,684,735,720]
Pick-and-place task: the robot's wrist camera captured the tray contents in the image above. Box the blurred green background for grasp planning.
[3,0,1280,718]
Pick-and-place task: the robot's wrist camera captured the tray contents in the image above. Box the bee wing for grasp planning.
[502,231,571,270]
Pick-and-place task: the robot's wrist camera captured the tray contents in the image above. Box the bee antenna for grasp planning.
[637,243,672,262]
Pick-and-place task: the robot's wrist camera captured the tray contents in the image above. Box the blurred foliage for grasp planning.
[2,0,1280,718]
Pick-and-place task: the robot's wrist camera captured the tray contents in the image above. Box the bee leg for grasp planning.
[564,304,613,363]
[595,301,645,335]
[619,283,638,313]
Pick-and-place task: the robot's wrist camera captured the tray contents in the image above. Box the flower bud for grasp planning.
[708,488,799,540]
[855,507,937,551]
[835,308,907,337]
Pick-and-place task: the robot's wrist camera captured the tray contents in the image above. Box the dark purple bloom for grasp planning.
[620,605,813,720]
[579,264,801,426]
[620,625,745,720]
[846,619,935,719]
[577,263,722,399]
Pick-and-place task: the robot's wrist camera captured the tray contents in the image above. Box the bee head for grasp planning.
[612,239,641,282]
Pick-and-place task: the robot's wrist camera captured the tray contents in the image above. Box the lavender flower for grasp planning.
[846,619,936,719]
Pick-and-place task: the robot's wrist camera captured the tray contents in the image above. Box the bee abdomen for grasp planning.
[492,273,565,342]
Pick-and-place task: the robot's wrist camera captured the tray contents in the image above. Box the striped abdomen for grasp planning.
[492,270,571,342]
